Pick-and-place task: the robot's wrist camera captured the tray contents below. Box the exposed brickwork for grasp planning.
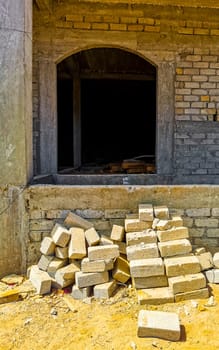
[33,2,219,177]
[27,204,219,265]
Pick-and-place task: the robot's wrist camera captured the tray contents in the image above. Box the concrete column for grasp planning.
[156,62,175,175]
[0,0,32,277]
[0,0,33,185]
[39,60,57,174]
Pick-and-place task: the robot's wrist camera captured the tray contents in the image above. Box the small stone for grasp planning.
[50,307,58,315]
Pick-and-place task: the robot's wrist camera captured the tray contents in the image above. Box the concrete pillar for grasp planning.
[39,59,57,174]
[156,62,175,175]
[0,0,33,186]
[0,0,32,278]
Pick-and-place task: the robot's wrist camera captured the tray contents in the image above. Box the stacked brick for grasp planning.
[28,211,131,299]
[125,204,210,305]
[28,203,217,304]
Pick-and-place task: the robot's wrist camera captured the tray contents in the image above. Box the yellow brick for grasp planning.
[176,68,183,75]
[144,25,160,33]
[211,29,219,36]
[178,28,193,35]
[207,108,217,115]
[110,23,127,31]
[120,16,137,24]
[85,15,102,23]
[201,96,210,102]
[194,28,209,35]
[175,108,184,114]
[74,22,91,30]
[127,24,143,32]
[92,23,109,30]
[65,15,83,22]
[103,15,119,23]
[138,18,155,25]
[175,95,183,102]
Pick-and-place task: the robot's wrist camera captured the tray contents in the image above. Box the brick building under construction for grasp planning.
[1,0,219,277]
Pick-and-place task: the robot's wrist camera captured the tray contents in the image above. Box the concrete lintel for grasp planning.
[78,0,219,9]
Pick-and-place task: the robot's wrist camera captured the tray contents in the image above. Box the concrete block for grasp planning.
[204,269,219,283]
[112,256,130,283]
[88,244,119,261]
[126,213,138,219]
[126,229,157,246]
[154,206,170,220]
[132,275,168,289]
[157,227,189,242]
[47,258,68,278]
[138,203,154,222]
[125,219,152,233]
[164,255,201,277]
[51,278,63,290]
[174,288,209,302]
[213,252,219,268]
[110,224,125,241]
[40,237,56,256]
[155,217,183,230]
[54,261,80,288]
[137,287,174,305]
[130,258,164,278]
[81,257,113,273]
[113,240,127,255]
[197,252,213,271]
[99,235,113,245]
[37,254,53,271]
[158,239,192,258]
[168,273,206,294]
[64,211,94,230]
[93,280,117,299]
[75,271,109,288]
[71,284,93,299]
[85,227,100,246]
[51,223,71,247]
[55,246,68,259]
[29,265,52,295]
[155,219,171,230]
[194,247,206,255]
[137,310,181,341]
[68,227,86,259]
[169,216,184,228]
[126,243,159,261]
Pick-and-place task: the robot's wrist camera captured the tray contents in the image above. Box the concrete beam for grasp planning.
[79,0,219,9]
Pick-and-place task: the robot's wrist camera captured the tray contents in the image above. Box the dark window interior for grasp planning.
[57,48,156,174]
[81,79,156,165]
[58,79,73,168]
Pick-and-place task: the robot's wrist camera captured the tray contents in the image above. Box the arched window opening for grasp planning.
[57,47,156,175]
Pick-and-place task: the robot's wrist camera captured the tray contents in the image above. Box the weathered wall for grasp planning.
[0,1,32,278]
[0,0,33,186]
[25,185,219,268]
[33,1,219,182]
[0,187,28,278]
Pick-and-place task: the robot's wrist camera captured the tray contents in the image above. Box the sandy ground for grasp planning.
[1,278,219,350]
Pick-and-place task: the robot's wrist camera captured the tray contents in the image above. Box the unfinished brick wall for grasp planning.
[32,1,219,181]
[174,48,219,176]
[25,185,219,267]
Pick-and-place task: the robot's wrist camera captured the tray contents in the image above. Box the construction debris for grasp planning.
[25,204,219,309]
[137,310,181,341]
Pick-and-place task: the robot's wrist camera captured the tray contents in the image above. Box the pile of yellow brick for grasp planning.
[28,203,219,304]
